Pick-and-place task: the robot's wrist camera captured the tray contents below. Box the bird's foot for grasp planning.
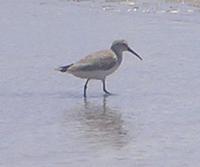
[103,90,112,95]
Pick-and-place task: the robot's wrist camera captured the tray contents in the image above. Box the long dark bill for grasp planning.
[128,47,143,60]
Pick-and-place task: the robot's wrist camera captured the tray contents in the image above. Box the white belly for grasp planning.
[70,63,120,80]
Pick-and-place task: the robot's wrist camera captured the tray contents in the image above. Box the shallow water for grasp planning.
[0,0,200,167]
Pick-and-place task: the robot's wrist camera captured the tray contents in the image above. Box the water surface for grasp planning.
[0,0,200,166]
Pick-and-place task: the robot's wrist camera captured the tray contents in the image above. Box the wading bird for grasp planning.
[56,40,142,97]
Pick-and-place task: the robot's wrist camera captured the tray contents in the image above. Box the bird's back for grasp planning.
[67,50,120,79]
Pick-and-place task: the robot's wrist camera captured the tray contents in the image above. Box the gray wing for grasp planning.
[68,50,117,72]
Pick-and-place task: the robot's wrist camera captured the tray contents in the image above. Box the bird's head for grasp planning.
[111,40,142,60]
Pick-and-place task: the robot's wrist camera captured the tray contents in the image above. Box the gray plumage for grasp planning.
[56,40,142,97]
[68,50,118,72]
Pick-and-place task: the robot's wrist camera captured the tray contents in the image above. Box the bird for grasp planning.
[56,40,142,97]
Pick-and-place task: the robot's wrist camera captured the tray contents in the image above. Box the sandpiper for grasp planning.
[56,40,142,97]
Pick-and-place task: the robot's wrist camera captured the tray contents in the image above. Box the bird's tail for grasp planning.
[55,64,73,72]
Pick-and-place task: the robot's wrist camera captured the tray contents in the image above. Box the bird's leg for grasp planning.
[102,79,111,95]
[84,79,90,97]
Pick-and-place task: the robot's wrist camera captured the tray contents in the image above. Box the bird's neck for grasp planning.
[111,46,123,57]
[111,47,123,64]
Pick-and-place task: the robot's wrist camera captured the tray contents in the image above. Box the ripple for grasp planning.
[62,0,199,15]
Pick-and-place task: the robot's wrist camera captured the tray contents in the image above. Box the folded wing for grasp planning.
[68,50,117,72]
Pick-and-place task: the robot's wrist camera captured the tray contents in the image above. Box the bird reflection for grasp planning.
[77,95,129,149]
